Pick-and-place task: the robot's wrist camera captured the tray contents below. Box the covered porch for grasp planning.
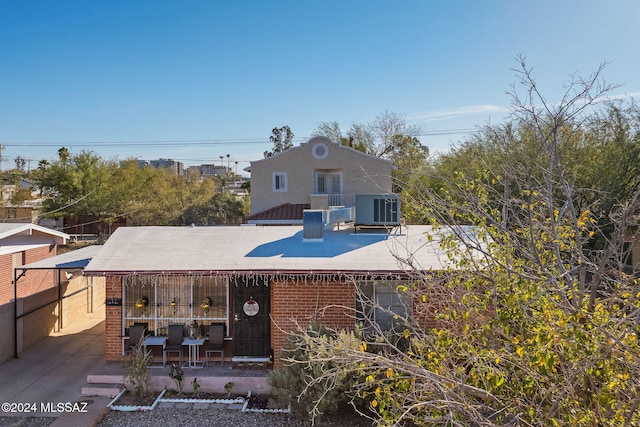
[109,273,272,366]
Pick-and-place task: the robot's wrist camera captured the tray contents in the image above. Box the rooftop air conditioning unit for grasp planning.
[355,194,401,227]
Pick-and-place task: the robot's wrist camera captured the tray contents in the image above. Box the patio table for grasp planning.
[143,336,167,367]
[182,337,206,368]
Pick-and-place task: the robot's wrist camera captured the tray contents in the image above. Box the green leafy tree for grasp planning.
[181,192,247,225]
[125,166,213,226]
[39,150,118,226]
[10,188,33,205]
[278,58,640,426]
[57,147,70,165]
[36,151,245,229]
[264,125,294,158]
[14,156,26,171]
[311,121,349,145]
[575,100,640,250]
[313,111,422,158]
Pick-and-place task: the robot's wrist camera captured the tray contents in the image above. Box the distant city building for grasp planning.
[199,164,231,177]
[138,159,184,175]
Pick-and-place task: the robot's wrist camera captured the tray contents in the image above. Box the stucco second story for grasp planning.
[248,136,393,218]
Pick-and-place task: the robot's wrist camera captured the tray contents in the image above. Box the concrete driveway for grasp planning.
[0,310,108,425]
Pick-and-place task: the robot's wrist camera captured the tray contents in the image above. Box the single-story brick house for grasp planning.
[83,224,458,366]
[0,223,69,305]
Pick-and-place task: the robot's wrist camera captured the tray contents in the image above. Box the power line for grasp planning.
[0,138,297,148]
[0,128,478,148]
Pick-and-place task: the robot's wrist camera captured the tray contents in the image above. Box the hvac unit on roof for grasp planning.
[355,194,401,226]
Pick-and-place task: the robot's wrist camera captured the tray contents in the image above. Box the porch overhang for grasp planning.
[83,269,426,282]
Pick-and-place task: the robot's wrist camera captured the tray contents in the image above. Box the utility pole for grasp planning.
[219,156,225,193]
[0,145,4,174]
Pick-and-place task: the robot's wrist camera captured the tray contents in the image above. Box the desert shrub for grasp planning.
[268,323,363,418]
[169,363,184,394]
[123,341,152,402]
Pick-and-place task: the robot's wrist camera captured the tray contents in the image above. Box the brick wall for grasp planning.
[0,253,13,304]
[100,274,450,365]
[270,279,356,367]
[60,276,106,329]
[0,245,57,305]
[105,276,123,361]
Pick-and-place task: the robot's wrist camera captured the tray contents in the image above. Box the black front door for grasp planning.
[232,276,270,357]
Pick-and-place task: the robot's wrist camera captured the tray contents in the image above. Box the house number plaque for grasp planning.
[243,297,259,316]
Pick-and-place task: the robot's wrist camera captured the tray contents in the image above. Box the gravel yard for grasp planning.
[0,405,373,427]
[0,417,53,427]
[98,407,372,427]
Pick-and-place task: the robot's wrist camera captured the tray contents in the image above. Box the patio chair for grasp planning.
[163,324,184,366]
[126,324,147,353]
[205,324,225,366]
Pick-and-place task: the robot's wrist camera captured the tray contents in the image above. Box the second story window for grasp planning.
[315,171,342,195]
[273,172,288,192]
[316,174,326,193]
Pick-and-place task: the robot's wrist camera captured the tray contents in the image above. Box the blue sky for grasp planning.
[1,1,639,174]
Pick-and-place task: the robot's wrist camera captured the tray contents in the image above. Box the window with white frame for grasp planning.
[356,280,411,333]
[273,172,288,192]
[316,174,326,193]
[315,171,342,194]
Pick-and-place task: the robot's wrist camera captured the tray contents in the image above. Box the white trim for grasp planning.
[272,172,288,192]
[315,171,342,194]
[312,142,329,160]
[0,243,51,257]
[0,223,68,244]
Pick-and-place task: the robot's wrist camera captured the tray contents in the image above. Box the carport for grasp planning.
[12,245,103,359]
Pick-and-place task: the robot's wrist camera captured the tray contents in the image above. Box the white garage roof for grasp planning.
[0,223,69,256]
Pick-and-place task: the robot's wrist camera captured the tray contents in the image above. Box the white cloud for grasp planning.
[594,91,640,103]
[409,104,509,123]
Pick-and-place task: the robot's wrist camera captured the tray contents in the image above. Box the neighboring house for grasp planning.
[247,136,394,224]
[0,223,69,304]
[0,206,40,223]
[1,179,38,203]
[83,224,459,366]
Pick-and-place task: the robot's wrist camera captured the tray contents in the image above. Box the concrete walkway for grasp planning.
[0,310,110,426]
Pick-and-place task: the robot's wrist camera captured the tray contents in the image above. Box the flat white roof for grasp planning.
[83,225,456,276]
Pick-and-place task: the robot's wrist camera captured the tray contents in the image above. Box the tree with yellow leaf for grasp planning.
[273,57,640,426]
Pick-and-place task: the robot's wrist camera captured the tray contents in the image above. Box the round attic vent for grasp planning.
[312,142,329,160]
